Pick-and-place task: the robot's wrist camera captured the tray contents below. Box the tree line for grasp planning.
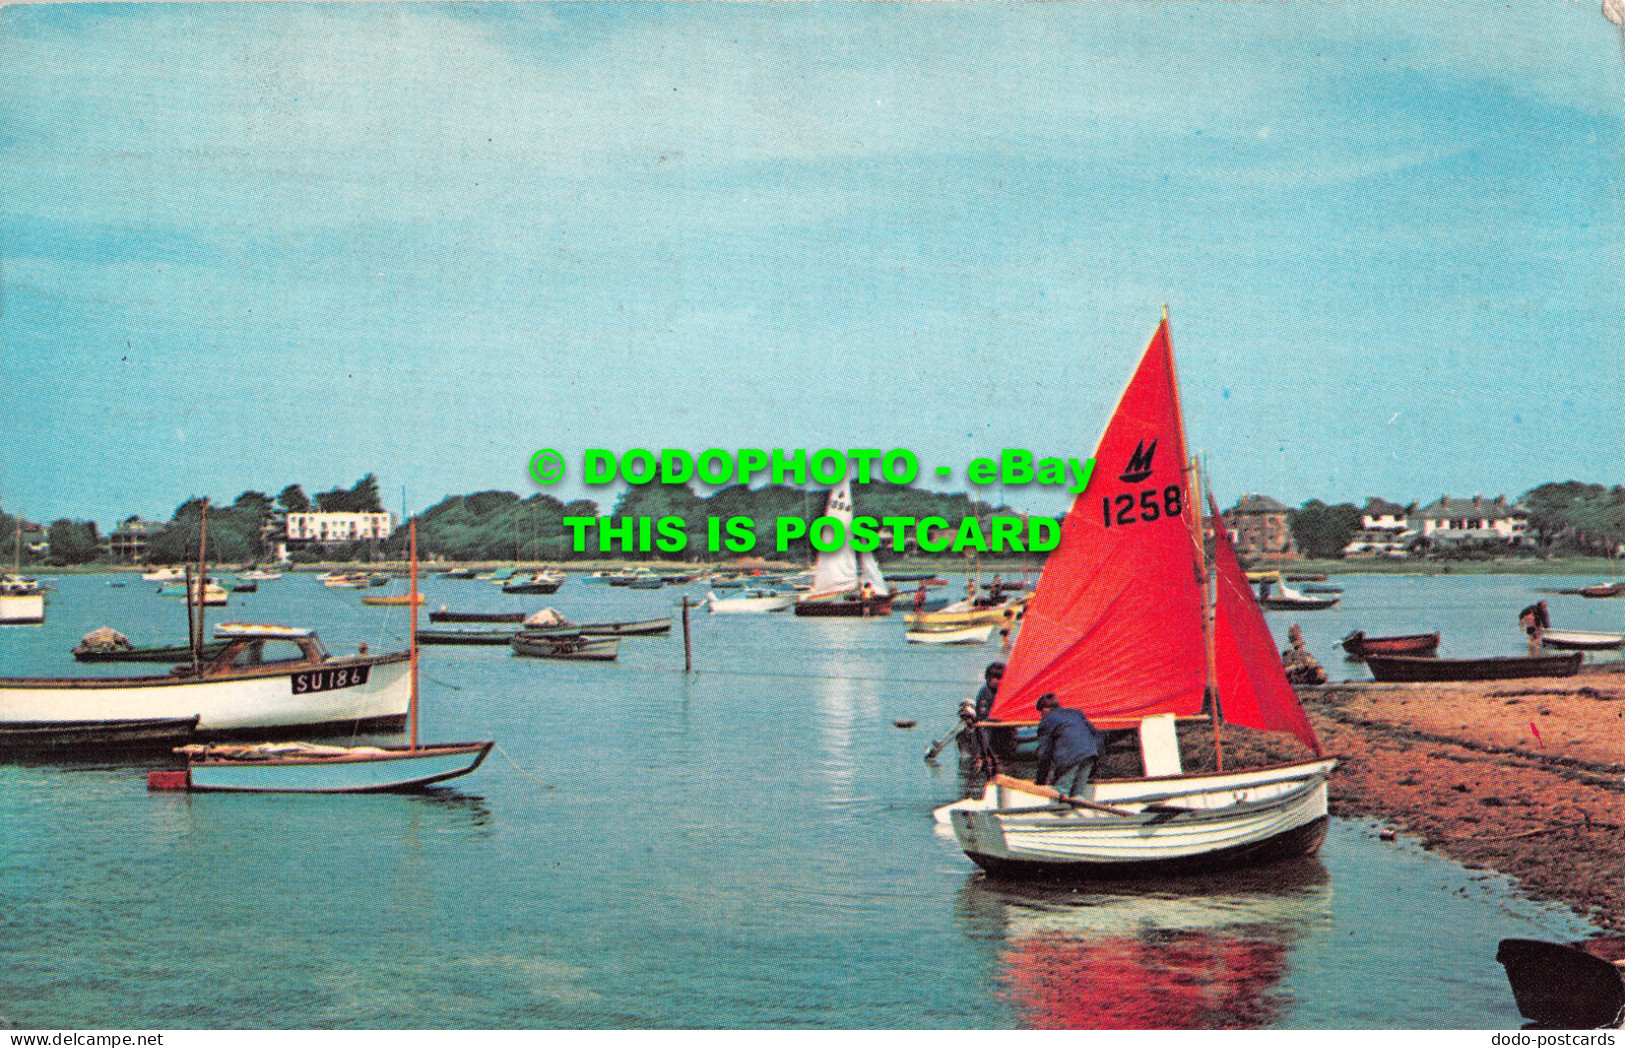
[7,476,1621,566]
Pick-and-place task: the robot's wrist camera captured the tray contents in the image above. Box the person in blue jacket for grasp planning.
[1033,692,1104,798]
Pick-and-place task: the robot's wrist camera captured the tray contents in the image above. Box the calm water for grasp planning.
[0,571,1613,1029]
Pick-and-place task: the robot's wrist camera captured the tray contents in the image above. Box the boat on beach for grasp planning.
[944,317,1335,880]
[1339,630,1441,660]
[1496,938,1625,1029]
[1364,651,1583,682]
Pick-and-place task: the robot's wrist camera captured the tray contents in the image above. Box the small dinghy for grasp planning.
[1539,629,1625,651]
[905,623,995,645]
[1340,630,1440,660]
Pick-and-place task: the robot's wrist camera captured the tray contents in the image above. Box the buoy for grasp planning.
[893,719,917,729]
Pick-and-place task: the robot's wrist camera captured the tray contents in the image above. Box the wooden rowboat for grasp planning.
[166,741,494,794]
[1540,629,1625,651]
[429,609,525,623]
[361,593,425,606]
[1365,651,1582,682]
[1339,630,1440,660]
[1496,938,1625,1029]
[418,628,518,646]
[509,634,620,661]
[1581,582,1625,598]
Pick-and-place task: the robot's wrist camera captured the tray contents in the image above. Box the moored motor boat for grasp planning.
[2,624,411,735]
[1364,651,1583,682]
[0,716,201,753]
[0,575,46,625]
[1539,629,1625,651]
[1340,630,1441,660]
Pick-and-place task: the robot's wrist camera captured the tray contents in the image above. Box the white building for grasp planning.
[1416,495,1528,545]
[1342,498,1417,557]
[284,512,395,547]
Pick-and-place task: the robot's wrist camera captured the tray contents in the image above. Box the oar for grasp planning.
[923,720,964,762]
[991,774,1139,818]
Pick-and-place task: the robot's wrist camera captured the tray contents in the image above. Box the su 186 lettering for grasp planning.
[1102,485,1183,528]
[291,664,372,695]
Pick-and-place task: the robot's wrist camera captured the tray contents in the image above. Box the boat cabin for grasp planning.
[174,626,330,677]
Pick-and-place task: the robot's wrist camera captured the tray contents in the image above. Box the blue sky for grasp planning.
[3,1,1622,527]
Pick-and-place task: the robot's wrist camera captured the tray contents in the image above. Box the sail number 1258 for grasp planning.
[1102,486,1183,527]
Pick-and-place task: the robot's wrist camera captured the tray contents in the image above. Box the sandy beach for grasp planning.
[1162,666,1625,931]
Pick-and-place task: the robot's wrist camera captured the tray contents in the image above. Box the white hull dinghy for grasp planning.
[906,623,995,645]
[950,316,1334,880]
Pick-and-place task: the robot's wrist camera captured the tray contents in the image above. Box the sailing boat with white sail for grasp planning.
[793,480,893,617]
[945,316,1335,878]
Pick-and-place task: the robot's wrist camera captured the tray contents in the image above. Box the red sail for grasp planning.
[1209,493,1324,756]
[990,319,1206,724]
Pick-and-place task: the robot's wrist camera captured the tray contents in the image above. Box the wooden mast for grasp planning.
[409,517,420,751]
[1161,308,1224,771]
[192,501,210,674]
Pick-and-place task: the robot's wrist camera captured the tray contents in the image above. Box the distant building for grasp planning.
[1342,499,1417,558]
[1222,495,1298,558]
[107,516,168,563]
[1416,495,1529,546]
[283,511,394,552]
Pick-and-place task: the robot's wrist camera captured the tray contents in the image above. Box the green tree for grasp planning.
[1289,501,1362,559]
[278,485,311,514]
[46,519,100,565]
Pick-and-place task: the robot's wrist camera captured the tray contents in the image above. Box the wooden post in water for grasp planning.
[681,596,692,673]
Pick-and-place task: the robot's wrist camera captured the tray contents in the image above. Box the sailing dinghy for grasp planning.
[793,480,893,617]
[945,317,1335,879]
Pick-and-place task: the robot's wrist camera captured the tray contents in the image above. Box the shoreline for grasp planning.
[1208,673,1625,931]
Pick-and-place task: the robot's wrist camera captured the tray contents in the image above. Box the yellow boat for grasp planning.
[361,593,426,606]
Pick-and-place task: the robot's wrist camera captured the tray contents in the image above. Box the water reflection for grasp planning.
[957,860,1332,1029]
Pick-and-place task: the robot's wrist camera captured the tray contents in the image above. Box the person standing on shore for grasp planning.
[1519,600,1550,654]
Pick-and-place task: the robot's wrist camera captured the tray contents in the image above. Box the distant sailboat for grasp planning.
[943,316,1335,878]
[793,481,893,617]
